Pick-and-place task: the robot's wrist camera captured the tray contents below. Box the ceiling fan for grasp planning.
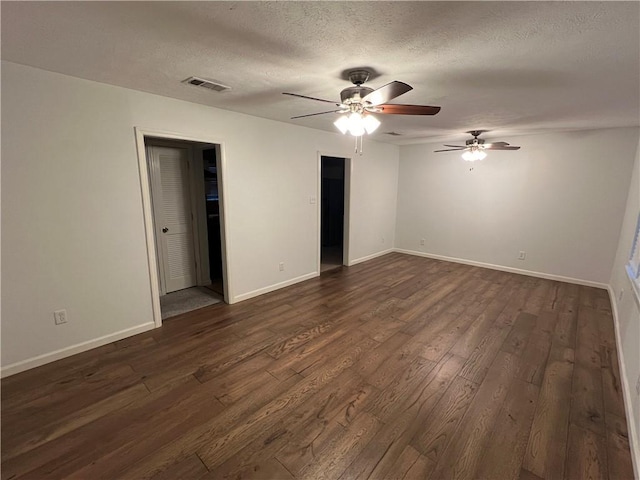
[283,69,441,138]
[435,130,521,161]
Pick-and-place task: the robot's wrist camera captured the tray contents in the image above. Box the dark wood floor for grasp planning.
[1,253,634,479]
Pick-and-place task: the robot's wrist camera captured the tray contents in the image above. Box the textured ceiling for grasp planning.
[2,1,639,145]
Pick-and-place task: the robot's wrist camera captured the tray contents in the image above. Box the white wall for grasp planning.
[1,61,399,373]
[395,128,639,285]
[609,138,640,476]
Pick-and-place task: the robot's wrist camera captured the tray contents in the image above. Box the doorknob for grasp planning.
[162,227,169,233]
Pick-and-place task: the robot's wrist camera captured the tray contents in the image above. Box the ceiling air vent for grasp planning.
[183,76,231,92]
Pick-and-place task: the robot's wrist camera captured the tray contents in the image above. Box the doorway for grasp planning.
[202,147,224,296]
[144,137,227,320]
[320,156,348,272]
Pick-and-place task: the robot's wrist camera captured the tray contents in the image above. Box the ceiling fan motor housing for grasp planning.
[340,86,374,104]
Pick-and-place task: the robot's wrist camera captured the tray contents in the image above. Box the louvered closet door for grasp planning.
[152,146,197,293]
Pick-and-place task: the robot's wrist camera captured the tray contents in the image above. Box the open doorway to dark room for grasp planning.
[203,147,224,294]
[321,156,346,272]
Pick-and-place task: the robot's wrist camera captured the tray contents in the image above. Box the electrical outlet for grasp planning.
[420,238,425,246]
[518,251,526,260]
[54,309,67,325]
[279,262,284,272]
[636,374,640,396]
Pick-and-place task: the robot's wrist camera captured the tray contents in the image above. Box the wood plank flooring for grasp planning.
[1,253,634,479]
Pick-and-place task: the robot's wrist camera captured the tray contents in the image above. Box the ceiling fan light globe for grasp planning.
[348,124,366,137]
[334,115,349,134]
[346,112,365,136]
[363,114,380,134]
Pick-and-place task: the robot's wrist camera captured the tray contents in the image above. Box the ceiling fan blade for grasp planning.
[443,144,467,148]
[486,145,521,150]
[434,148,466,152]
[375,104,441,115]
[485,141,509,147]
[291,110,342,119]
[283,92,341,105]
[362,81,413,106]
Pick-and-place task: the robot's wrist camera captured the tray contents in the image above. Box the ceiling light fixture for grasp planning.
[461,147,487,162]
[333,112,380,155]
[334,112,380,136]
[435,131,521,161]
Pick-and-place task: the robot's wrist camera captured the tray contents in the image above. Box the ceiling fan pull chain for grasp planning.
[354,135,364,156]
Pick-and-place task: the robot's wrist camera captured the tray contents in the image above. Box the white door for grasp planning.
[148,145,197,293]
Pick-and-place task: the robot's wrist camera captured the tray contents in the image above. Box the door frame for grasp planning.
[317,152,352,273]
[135,128,231,328]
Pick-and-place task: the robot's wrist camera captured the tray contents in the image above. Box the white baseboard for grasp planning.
[232,272,319,303]
[232,248,395,303]
[348,248,395,267]
[394,248,609,289]
[607,286,640,480]
[0,322,156,378]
